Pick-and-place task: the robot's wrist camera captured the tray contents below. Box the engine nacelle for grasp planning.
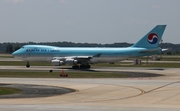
[51,60,64,66]
[65,59,78,65]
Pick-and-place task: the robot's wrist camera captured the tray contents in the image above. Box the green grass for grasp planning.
[159,58,180,61]
[134,56,180,61]
[1,61,180,68]
[139,57,180,61]
[93,62,180,68]
[0,61,51,66]
[0,54,14,58]
[0,56,14,58]
[0,87,22,95]
[124,63,180,68]
[0,71,128,78]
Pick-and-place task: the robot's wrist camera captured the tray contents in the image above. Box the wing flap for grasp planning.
[53,56,93,60]
[52,53,101,65]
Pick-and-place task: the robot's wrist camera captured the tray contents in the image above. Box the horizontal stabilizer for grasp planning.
[162,49,168,51]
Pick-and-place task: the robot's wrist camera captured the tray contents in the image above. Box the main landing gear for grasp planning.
[72,65,79,69]
[26,61,30,68]
[80,64,91,69]
[72,65,91,69]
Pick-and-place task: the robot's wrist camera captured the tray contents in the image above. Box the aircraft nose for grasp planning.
[12,51,17,57]
[12,50,21,57]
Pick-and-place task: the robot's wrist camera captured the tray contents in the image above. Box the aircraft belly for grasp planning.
[17,55,129,63]
[17,56,52,61]
[91,56,127,63]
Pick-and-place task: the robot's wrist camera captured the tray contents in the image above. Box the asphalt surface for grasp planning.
[0,83,75,98]
[0,78,180,111]
[0,58,180,111]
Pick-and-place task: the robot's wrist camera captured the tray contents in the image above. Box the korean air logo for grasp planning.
[147,33,158,44]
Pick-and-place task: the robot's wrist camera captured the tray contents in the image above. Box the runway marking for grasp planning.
[1,81,178,103]
[66,81,180,103]
[145,81,180,93]
[154,92,180,104]
[144,81,180,104]
[70,84,145,103]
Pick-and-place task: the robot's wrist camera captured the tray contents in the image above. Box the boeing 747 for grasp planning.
[12,25,166,68]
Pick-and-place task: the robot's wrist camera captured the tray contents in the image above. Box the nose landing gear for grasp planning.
[26,61,30,68]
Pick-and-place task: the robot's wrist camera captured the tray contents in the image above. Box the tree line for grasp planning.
[1,42,180,55]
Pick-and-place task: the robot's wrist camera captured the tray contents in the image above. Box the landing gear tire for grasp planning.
[72,65,79,69]
[26,64,30,68]
[87,65,91,69]
[80,65,91,69]
[26,61,30,68]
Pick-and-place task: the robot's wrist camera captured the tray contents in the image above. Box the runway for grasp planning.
[0,65,180,111]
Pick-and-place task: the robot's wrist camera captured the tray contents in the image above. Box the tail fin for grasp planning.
[132,25,166,48]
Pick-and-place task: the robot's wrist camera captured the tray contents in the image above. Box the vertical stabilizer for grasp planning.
[132,25,166,48]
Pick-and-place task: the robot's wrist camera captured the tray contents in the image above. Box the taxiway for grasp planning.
[0,65,180,111]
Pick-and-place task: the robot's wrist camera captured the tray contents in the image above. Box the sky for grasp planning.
[0,0,180,44]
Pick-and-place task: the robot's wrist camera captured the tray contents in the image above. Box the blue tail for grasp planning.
[132,25,166,48]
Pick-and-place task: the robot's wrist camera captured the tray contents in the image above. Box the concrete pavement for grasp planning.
[0,73,180,111]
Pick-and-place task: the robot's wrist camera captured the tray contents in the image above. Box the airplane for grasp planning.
[12,25,166,69]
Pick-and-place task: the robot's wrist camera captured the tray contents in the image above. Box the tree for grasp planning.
[14,45,21,51]
[6,43,13,54]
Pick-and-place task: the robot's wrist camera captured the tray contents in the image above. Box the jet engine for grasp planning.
[51,59,78,66]
[65,59,78,65]
[51,60,64,66]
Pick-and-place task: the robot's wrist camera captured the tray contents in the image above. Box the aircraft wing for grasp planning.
[53,56,92,60]
[52,53,102,66]
[138,48,160,53]
[53,53,102,60]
